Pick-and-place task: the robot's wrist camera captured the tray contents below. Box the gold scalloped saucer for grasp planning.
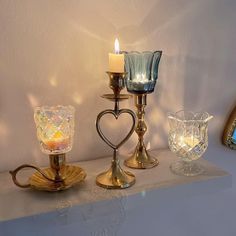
[29,165,86,192]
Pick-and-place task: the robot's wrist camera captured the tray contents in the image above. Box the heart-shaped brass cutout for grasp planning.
[96,109,136,150]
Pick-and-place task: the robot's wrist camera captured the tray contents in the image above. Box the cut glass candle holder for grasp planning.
[168,110,213,176]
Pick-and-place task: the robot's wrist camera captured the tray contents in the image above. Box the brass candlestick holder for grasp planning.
[123,50,162,169]
[96,72,136,189]
[10,154,86,191]
[10,105,86,192]
[124,94,159,169]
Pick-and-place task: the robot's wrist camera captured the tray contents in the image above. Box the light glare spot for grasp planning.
[27,93,39,108]
[0,120,10,146]
[72,92,83,105]
[141,191,146,198]
[49,75,58,87]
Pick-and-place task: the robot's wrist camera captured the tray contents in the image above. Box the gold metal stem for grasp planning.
[95,71,136,189]
[107,71,126,97]
[96,149,135,189]
[124,94,159,169]
[49,154,66,182]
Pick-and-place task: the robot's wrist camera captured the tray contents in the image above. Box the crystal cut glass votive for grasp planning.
[168,110,213,176]
[124,51,162,94]
[34,105,75,155]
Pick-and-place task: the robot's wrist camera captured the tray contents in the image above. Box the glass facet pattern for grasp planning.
[168,111,210,161]
[34,105,75,155]
[167,110,212,176]
[124,51,162,94]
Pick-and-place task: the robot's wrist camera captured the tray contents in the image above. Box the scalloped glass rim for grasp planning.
[167,110,213,123]
[34,105,75,114]
[122,50,162,55]
[124,50,162,94]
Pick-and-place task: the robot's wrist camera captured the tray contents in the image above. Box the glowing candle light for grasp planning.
[109,38,124,73]
[43,130,70,151]
[178,136,200,152]
[34,105,75,155]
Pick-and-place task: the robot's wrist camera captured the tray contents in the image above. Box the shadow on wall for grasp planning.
[120,0,199,46]
[181,0,236,147]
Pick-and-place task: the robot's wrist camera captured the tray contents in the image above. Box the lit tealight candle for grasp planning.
[179,136,200,151]
[132,73,149,83]
[109,38,124,73]
[44,130,70,151]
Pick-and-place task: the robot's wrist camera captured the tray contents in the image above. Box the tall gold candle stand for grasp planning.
[96,72,136,189]
[123,50,162,169]
[124,94,159,169]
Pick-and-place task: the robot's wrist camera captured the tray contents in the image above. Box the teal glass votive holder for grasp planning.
[124,51,162,94]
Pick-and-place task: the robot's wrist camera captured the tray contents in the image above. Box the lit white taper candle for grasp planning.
[109,38,124,73]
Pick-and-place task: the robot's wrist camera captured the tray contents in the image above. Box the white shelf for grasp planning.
[0,149,231,224]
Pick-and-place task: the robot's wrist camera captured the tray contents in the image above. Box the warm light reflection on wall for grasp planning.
[146,141,151,150]
[70,22,108,42]
[0,120,10,146]
[27,93,39,108]
[149,109,164,125]
[72,92,83,105]
[49,75,58,87]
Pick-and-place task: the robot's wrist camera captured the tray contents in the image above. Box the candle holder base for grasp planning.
[29,165,86,191]
[9,154,86,191]
[170,160,204,177]
[124,143,159,169]
[96,159,135,189]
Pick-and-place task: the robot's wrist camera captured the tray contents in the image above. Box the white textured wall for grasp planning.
[0,0,235,172]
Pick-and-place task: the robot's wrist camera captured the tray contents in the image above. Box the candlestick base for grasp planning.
[29,165,86,191]
[96,159,135,189]
[170,160,204,177]
[124,142,159,169]
[9,154,86,191]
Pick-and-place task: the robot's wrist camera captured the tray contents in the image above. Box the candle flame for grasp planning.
[114,38,120,54]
